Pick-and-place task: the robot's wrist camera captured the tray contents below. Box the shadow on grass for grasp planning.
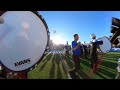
[96,72,107,79]
[97,68,116,79]
[101,60,117,69]
[39,54,53,72]
[102,57,118,62]
[55,54,62,79]
[81,53,117,70]
[104,54,120,59]
[72,52,119,79]
[42,53,52,62]
[77,70,91,79]
[81,56,116,79]
[60,54,67,75]
[81,59,90,67]
[66,57,74,69]
[69,72,80,79]
[61,54,74,69]
[61,62,67,75]
[49,54,56,79]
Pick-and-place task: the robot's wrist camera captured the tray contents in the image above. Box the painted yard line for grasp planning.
[42,52,51,60]
[63,54,93,79]
[97,72,112,79]
[83,60,115,74]
[81,58,116,76]
[80,61,115,79]
[100,65,116,73]
[64,55,93,79]
[41,53,55,74]
[81,58,116,73]
[76,73,83,79]
[42,53,54,63]
[60,53,116,79]
[60,53,72,79]
[102,59,117,64]
[61,53,74,64]
[60,54,72,79]
[61,53,75,69]
[80,63,103,79]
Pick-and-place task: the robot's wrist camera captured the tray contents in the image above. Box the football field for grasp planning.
[28,51,120,79]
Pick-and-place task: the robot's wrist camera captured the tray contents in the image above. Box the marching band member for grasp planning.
[90,33,103,73]
[83,41,88,58]
[65,41,70,59]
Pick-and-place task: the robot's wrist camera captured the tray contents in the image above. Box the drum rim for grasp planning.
[0,11,50,72]
[99,36,111,53]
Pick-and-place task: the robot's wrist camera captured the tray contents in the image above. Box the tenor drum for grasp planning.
[99,36,111,53]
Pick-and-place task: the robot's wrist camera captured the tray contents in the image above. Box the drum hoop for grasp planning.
[0,11,49,72]
[99,36,111,53]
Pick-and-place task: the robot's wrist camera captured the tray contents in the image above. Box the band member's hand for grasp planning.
[78,42,81,45]
[90,41,92,44]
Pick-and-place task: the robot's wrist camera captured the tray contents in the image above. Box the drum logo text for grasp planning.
[14,58,31,67]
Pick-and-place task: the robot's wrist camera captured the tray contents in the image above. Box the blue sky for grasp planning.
[39,11,120,45]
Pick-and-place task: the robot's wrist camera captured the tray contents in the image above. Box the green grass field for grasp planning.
[28,52,120,79]
[28,53,68,79]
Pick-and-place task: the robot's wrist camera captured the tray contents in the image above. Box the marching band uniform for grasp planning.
[83,44,87,58]
[6,69,28,79]
[90,38,98,69]
[65,42,69,58]
[90,34,102,73]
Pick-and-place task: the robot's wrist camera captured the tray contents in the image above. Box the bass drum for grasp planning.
[0,11,49,72]
[99,36,111,53]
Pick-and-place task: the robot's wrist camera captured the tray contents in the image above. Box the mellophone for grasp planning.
[0,11,50,79]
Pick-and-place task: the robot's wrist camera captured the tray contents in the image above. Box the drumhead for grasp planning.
[0,11,49,72]
[99,37,111,53]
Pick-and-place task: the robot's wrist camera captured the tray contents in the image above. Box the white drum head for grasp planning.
[0,11,48,71]
[0,17,4,24]
[99,37,111,53]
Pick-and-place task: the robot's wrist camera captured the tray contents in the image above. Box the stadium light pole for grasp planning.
[53,30,56,50]
[53,30,56,39]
